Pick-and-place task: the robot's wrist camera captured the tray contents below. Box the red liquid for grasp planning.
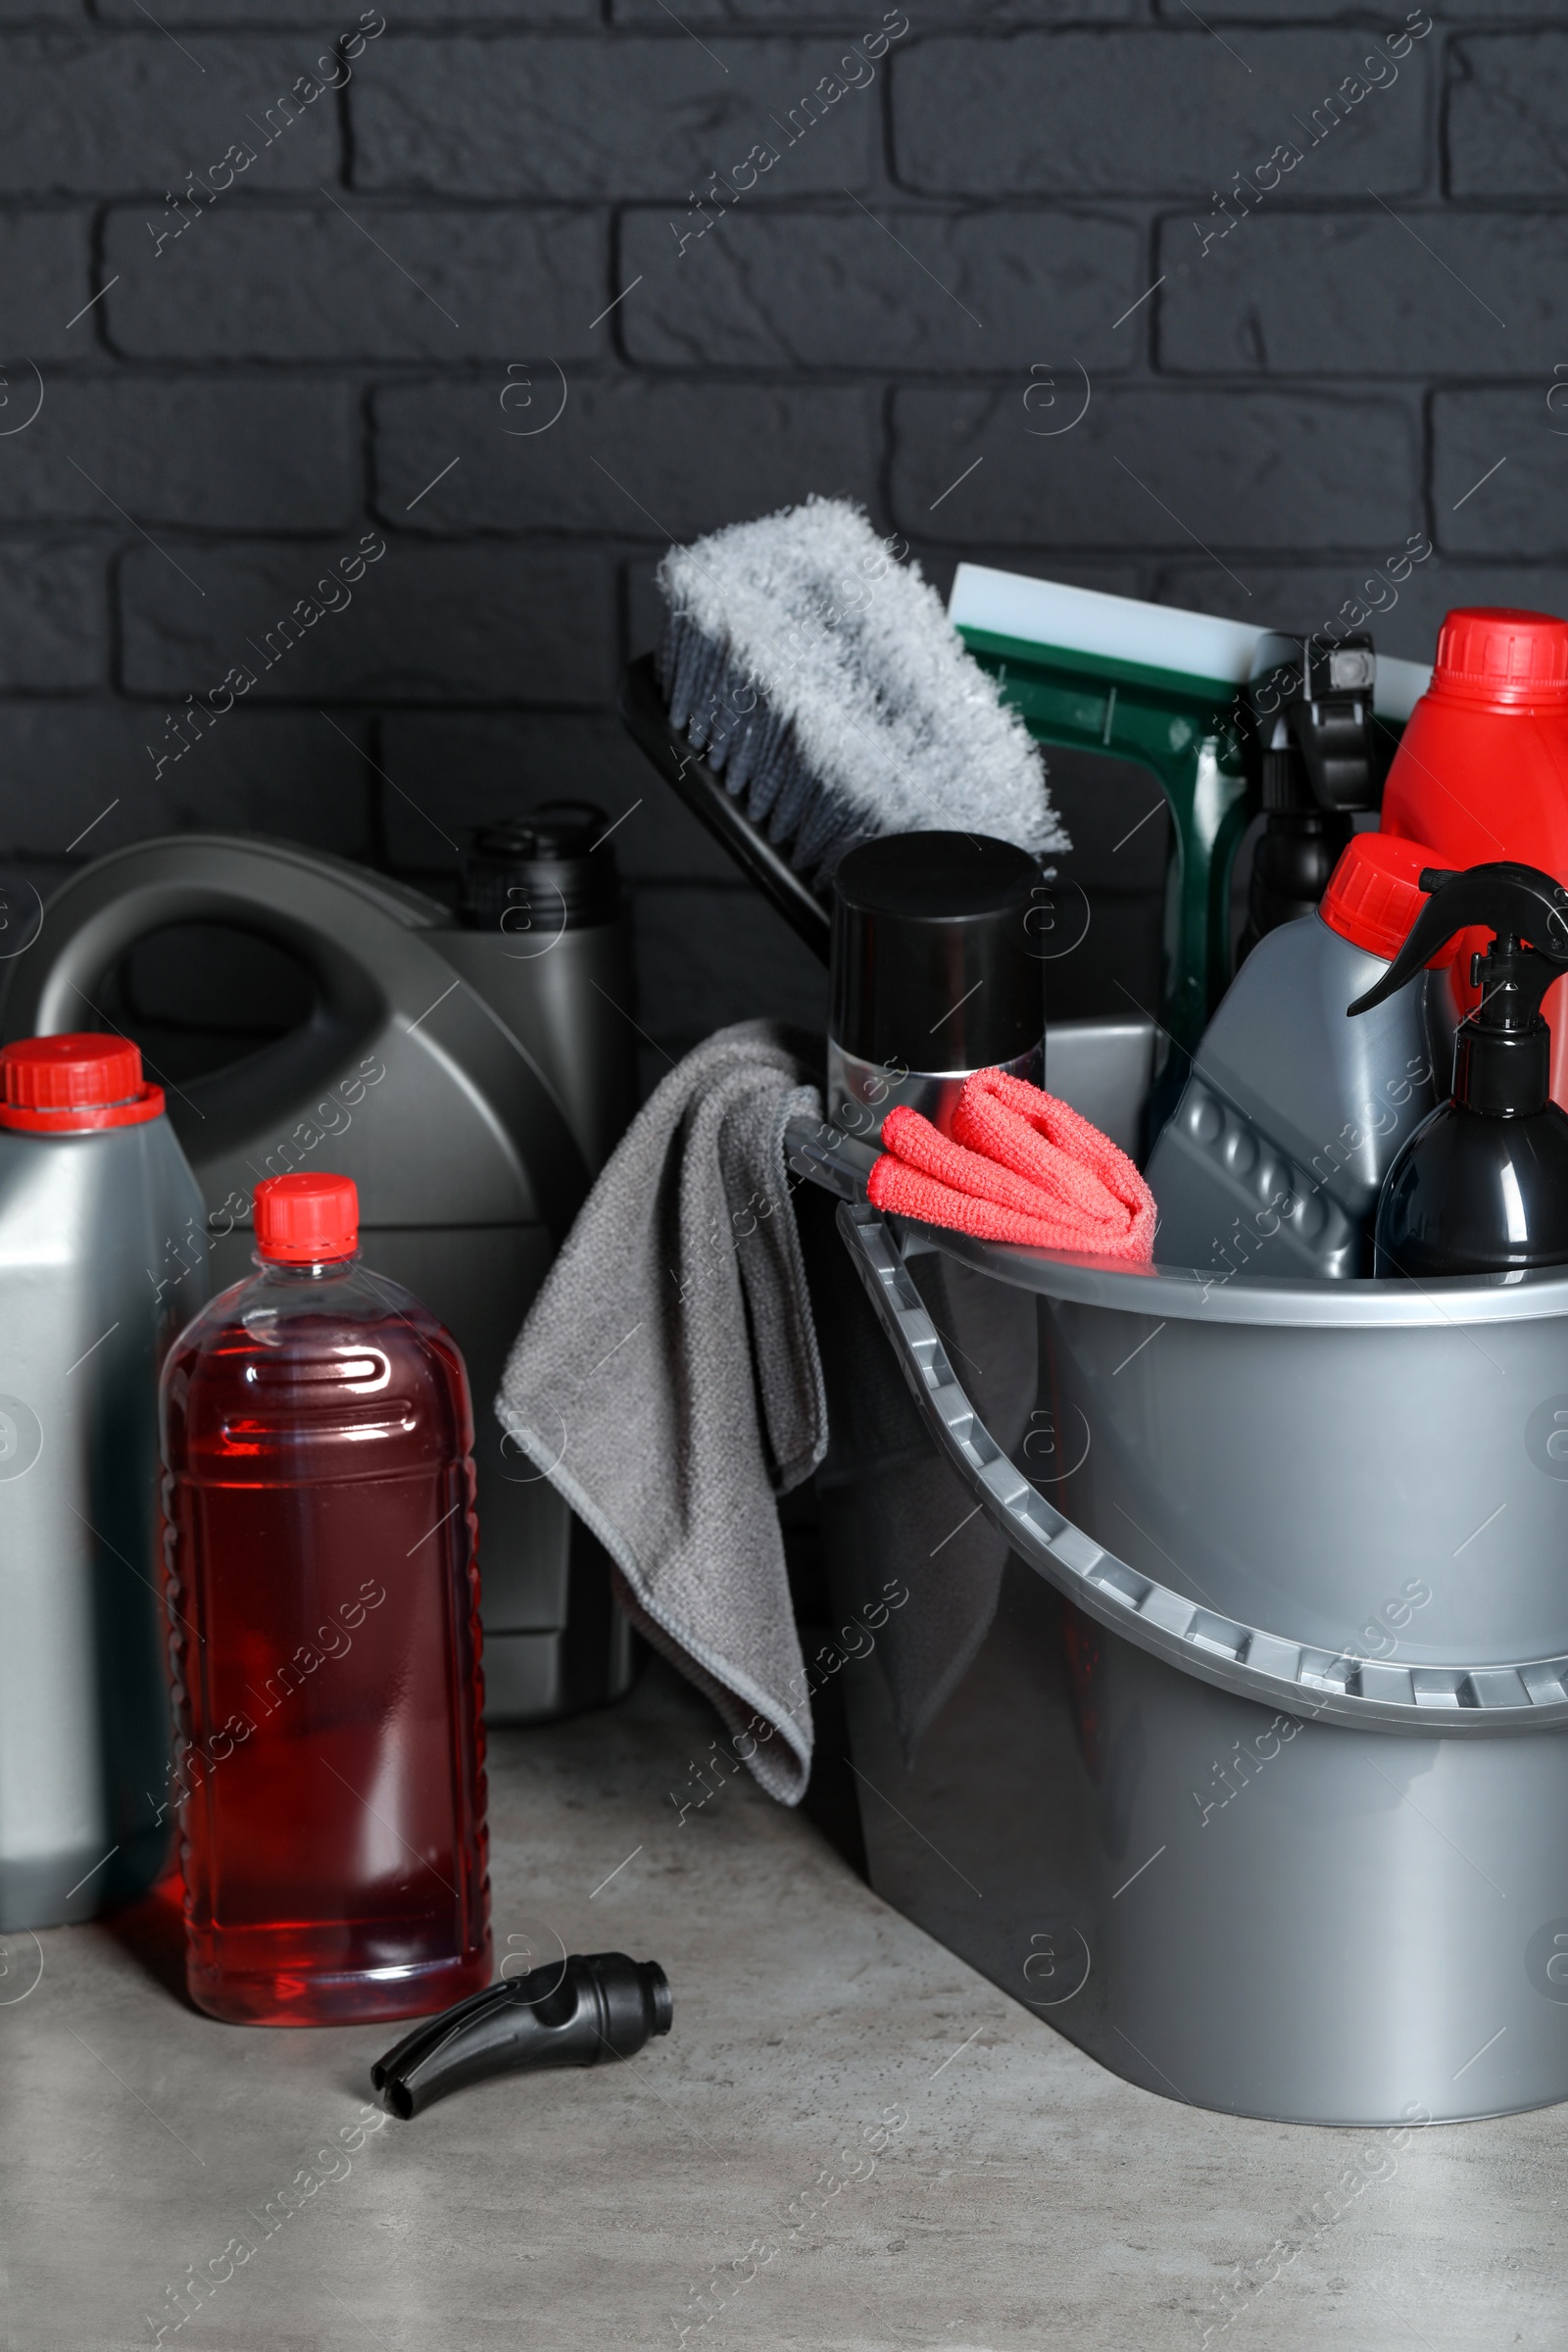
[160,1252,491,2025]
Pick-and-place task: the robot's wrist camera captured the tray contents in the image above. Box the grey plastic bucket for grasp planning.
[793,1017,1568,2128]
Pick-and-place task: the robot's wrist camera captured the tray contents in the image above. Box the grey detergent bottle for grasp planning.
[0,1032,207,1931]
[1147,831,1458,1278]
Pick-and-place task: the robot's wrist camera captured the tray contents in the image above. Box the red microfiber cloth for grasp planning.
[867,1067,1157,1261]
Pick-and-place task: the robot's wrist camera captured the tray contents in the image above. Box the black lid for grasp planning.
[1349,858,1568,1116]
[829,831,1045,1072]
[460,802,621,933]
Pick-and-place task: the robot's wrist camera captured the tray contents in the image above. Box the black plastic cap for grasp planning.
[829,831,1045,1072]
[461,802,621,933]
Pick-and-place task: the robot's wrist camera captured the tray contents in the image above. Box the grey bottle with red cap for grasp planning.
[0,1032,207,1929]
[1146,834,1461,1278]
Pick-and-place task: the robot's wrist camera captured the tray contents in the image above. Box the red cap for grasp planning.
[1431,608,1568,707]
[0,1033,165,1132]
[1319,832,1457,965]
[254,1172,359,1263]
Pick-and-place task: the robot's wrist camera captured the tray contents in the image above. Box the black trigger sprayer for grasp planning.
[1239,632,1381,958]
[1348,859,1568,1277]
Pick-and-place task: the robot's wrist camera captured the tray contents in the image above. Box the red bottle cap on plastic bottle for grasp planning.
[1319,833,1457,965]
[1431,608,1568,708]
[0,1032,165,1132]
[254,1172,360,1263]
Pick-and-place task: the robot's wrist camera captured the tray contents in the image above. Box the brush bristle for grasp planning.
[656,499,1068,882]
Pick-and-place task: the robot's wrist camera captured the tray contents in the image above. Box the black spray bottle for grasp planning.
[1348,860,1568,1278]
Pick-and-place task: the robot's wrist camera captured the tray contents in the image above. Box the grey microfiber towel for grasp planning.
[496,1021,827,1803]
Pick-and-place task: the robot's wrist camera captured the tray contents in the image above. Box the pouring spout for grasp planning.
[371,1952,672,2120]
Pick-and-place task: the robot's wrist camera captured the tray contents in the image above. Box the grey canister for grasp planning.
[1147,832,1460,1279]
[0,1035,207,1931]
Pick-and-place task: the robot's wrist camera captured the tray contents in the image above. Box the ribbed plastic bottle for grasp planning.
[160,1170,491,2025]
[1381,607,1568,1104]
[1146,833,1458,1277]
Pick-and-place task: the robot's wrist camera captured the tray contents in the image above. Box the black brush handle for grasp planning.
[371,1952,673,2120]
[617,656,831,964]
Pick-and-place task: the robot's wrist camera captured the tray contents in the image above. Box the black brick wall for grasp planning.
[1,2,1563,1069]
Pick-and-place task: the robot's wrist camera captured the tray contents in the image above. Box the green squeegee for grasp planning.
[948,564,1431,1059]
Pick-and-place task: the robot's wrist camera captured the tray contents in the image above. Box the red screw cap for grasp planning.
[1319,833,1458,965]
[1432,608,1568,707]
[254,1172,360,1263]
[0,1032,164,1131]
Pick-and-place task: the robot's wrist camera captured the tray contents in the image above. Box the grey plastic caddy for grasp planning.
[794,1016,1568,2129]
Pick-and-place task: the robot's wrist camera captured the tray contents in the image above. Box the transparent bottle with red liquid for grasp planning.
[160,1170,492,2025]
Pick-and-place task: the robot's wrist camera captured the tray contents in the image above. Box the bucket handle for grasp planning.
[839,1200,1568,1738]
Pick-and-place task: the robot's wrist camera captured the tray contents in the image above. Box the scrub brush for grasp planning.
[655,498,1067,885]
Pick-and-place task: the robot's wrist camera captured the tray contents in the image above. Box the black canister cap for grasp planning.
[460,802,622,933]
[830,831,1045,1072]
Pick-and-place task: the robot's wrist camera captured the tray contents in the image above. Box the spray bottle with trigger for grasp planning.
[1348,860,1568,1278]
[1237,631,1382,958]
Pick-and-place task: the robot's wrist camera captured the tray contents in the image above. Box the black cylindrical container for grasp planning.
[828,831,1045,1139]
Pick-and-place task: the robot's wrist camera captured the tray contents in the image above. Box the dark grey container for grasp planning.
[795,1017,1568,2127]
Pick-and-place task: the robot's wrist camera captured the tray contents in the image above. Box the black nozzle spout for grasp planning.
[370,1953,672,2120]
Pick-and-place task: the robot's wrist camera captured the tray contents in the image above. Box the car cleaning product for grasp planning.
[1146,833,1456,1278]
[437,802,638,1178]
[1237,632,1382,957]
[1381,608,1568,1104]
[0,1033,208,1931]
[827,832,1045,1142]
[3,830,635,1728]
[1350,860,1568,1278]
[160,1169,491,2025]
[372,1951,673,2119]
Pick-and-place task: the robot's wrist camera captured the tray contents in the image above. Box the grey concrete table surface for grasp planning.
[3,1656,1565,2352]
